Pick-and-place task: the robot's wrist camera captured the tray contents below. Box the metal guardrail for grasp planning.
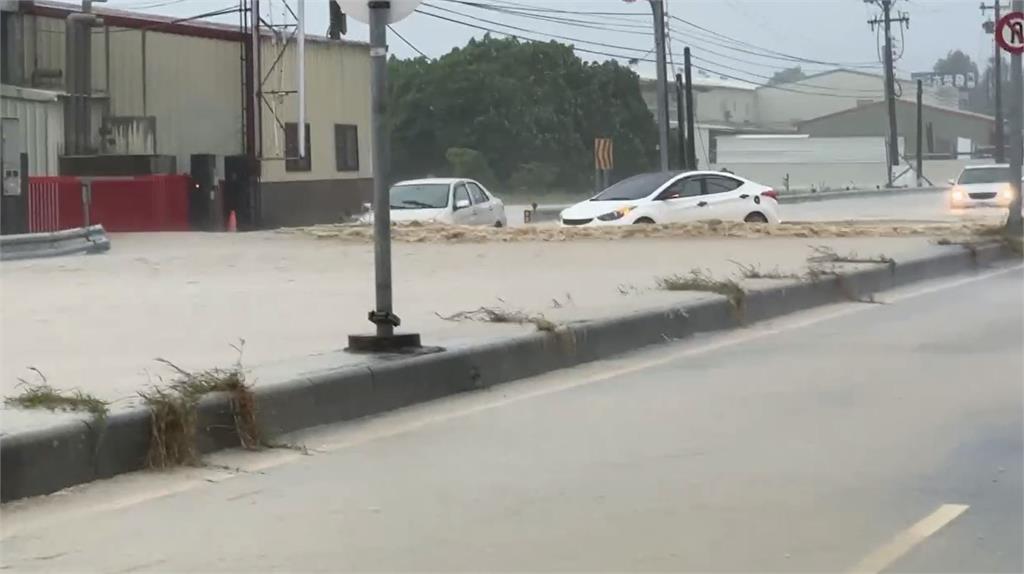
[0,225,111,261]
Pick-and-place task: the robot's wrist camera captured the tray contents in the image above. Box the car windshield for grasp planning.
[389,183,450,209]
[958,167,1009,185]
[591,172,678,201]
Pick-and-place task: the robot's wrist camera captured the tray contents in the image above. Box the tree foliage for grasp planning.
[387,36,657,191]
[767,66,806,86]
[932,50,979,76]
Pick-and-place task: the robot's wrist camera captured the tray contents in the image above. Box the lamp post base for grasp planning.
[347,332,422,353]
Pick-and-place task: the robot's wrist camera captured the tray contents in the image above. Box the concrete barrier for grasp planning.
[0,225,111,261]
[0,242,1015,501]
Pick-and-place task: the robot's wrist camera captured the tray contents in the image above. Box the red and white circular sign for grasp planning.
[996,11,1024,54]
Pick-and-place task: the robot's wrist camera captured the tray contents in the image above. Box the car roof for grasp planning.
[394,178,463,185]
[963,164,1009,170]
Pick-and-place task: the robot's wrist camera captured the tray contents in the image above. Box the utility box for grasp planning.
[1,118,28,234]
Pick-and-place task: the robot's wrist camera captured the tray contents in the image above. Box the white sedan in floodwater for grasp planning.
[948,164,1019,209]
[360,178,508,227]
[559,170,780,226]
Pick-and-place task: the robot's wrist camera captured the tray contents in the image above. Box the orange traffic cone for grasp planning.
[227,210,238,232]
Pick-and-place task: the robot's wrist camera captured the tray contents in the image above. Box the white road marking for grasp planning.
[848,504,970,574]
[2,263,1018,537]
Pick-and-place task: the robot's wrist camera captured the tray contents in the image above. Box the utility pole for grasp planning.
[649,0,669,172]
[675,73,687,170]
[1005,0,1023,235]
[983,1,1008,162]
[868,0,909,187]
[683,47,697,170]
[916,79,924,186]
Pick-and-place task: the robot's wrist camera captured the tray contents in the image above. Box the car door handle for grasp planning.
[739,194,750,199]
[697,201,708,207]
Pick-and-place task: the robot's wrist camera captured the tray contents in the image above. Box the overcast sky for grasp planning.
[106,0,998,83]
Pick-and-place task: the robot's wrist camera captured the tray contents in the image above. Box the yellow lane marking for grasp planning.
[848,504,970,574]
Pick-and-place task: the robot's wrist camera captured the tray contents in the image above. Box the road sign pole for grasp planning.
[1002,2,1023,235]
[348,0,421,351]
[369,1,394,337]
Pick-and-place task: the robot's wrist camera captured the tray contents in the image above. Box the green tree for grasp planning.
[387,36,656,192]
[767,66,806,86]
[932,50,979,77]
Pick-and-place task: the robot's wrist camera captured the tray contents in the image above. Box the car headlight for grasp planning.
[597,206,636,221]
[951,189,965,201]
[1000,187,1014,199]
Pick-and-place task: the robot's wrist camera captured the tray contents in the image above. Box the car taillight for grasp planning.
[761,189,779,201]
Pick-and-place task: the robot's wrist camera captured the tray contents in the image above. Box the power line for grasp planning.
[414,7,886,100]
[437,0,885,81]
[449,0,649,18]
[438,0,650,30]
[670,14,881,69]
[104,4,241,33]
[389,24,430,58]
[420,3,884,96]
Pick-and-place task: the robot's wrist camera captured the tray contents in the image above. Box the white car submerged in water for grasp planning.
[361,178,508,227]
[559,170,780,226]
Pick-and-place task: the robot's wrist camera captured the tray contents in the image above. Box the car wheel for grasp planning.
[634,217,656,224]
[494,220,504,228]
[744,212,768,223]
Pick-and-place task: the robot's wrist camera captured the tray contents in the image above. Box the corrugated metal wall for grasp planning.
[20,12,368,182]
[259,39,372,183]
[1,89,64,175]
[142,31,243,169]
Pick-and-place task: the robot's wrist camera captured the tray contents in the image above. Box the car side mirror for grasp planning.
[947,179,956,186]
[454,199,471,210]
[658,192,680,201]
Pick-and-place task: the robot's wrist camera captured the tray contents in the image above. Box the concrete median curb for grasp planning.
[1,242,1015,501]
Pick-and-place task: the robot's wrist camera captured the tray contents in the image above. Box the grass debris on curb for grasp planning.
[5,368,109,423]
[138,341,261,469]
[728,260,801,280]
[656,269,746,319]
[437,306,558,332]
[807,245,897,272]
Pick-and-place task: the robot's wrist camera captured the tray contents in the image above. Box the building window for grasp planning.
[285,123,311,172]
[334,124,359,171]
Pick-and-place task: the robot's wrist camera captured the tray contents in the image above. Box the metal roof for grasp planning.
[20,0,368,47]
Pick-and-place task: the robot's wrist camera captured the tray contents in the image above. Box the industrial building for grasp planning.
[797,99,996,158]
[1,0,372,228]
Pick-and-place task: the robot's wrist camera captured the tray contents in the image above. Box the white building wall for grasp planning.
[0,85,63,175]
[142,31,242,171]
[259,38,372,183]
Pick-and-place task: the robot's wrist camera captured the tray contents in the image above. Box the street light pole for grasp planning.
[650,0,670,172]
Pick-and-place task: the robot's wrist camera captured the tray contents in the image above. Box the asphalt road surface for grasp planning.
[2,265,1021,572]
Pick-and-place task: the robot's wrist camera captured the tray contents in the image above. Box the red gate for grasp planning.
[27,175,190,232]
